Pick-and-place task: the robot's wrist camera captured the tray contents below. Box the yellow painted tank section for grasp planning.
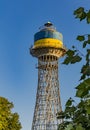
[34,38,63,48]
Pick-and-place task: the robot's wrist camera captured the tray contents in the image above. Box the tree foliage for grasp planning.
[57,7,90,130]
[0,97,22,130]
[74,7,90,23]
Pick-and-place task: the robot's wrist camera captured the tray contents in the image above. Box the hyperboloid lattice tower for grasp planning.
[30,22,66,130]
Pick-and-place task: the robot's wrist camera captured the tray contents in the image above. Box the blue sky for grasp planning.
[0,0,90,130]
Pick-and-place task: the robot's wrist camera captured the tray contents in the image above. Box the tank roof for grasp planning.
[39,22,56,31]
[44,22,53,27]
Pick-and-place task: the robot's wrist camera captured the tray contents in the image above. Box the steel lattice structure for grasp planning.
[30,22,66,130]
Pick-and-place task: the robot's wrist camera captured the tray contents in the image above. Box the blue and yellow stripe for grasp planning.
[34,38,63,48]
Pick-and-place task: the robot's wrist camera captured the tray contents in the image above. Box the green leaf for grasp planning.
[65,98,74,107]
[74,7,84,13]
[80,74,86,80]
[87,35,90,44]
[80,12,86,21]
[77,35,85,41]
[77,100,85,108]
[88,35,90,40]
[86,49,90,64]
[62,57,71,65]
[57,111,65,119]
[65,124,73,130]
[76,78,90,98]
[71,55,82,64]
[74,7,86,21]
[62,50,75,64]
[63,54,82,65]
[66,50,75,57]
[86,105,90,114]
[77,78,90,89]
[74,7,84,15]
[72,46,75,49]
[81,65,90,76]
[83,41,87,48]
[76,124,84,130]
[76,88,88,98]
[87,10,90,24]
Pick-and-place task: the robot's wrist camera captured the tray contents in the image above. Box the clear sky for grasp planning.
[0,0,90,130]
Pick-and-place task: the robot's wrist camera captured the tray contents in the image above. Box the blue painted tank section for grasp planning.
[34,30,63,42]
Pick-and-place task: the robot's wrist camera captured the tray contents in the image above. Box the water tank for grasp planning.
[34,22,63,49]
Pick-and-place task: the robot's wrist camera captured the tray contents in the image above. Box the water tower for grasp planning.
[30,22,66,130]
